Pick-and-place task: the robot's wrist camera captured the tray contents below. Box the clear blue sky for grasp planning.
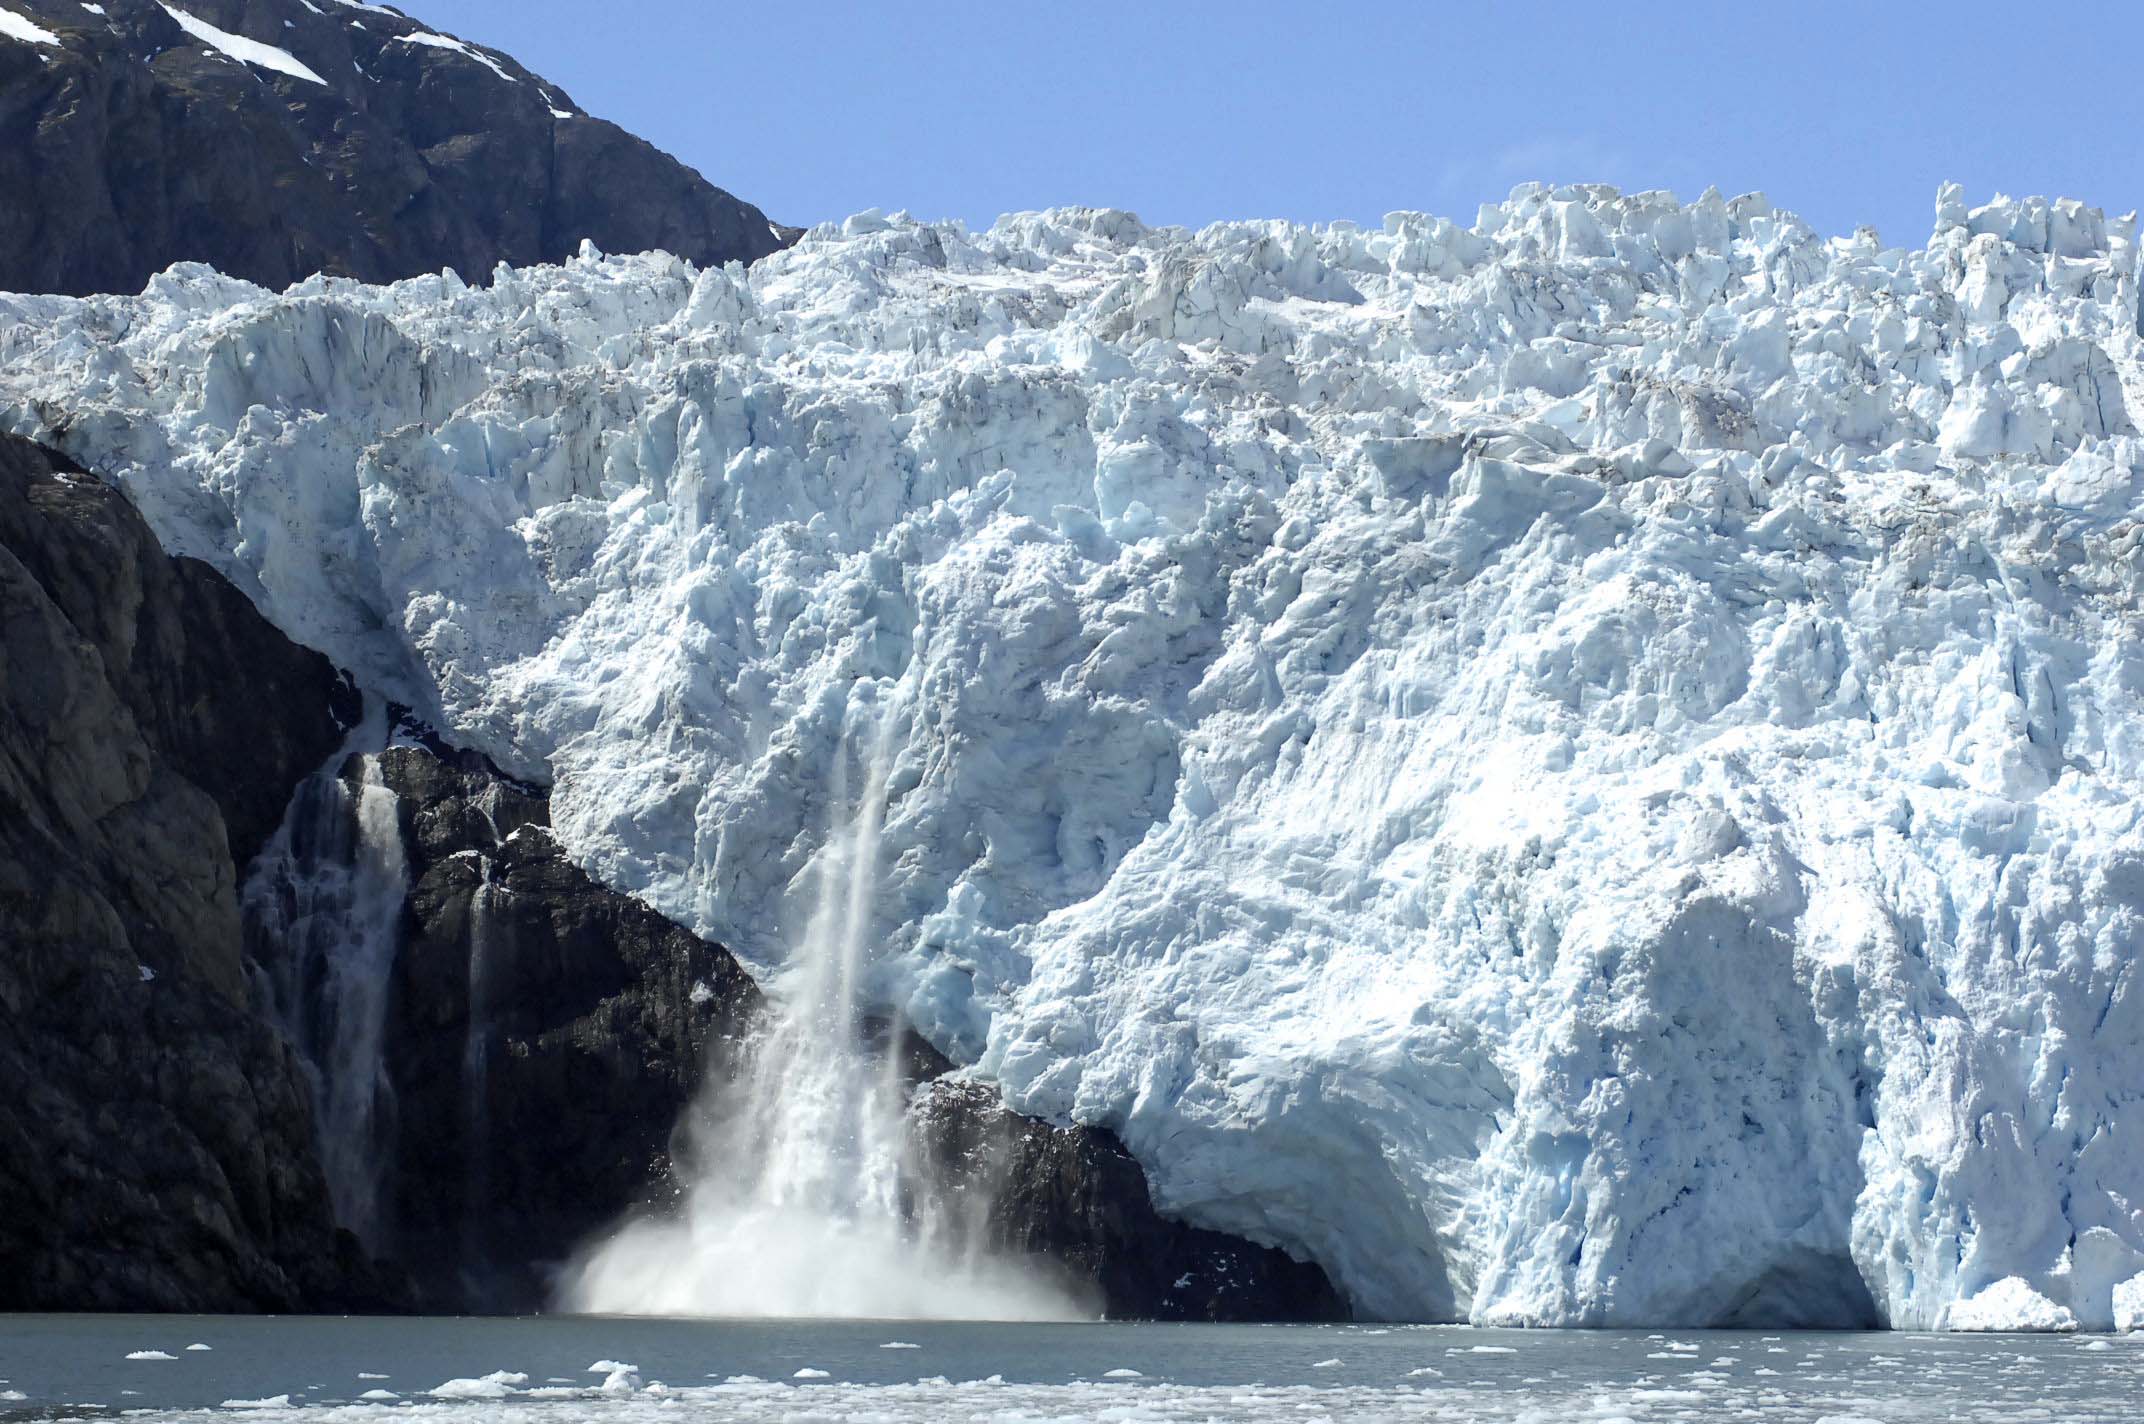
[415,0,2141,248]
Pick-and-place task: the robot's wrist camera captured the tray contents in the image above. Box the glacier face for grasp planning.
[4,182,2143,1329]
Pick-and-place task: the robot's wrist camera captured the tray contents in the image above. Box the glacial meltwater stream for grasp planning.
[243,705,407,1251]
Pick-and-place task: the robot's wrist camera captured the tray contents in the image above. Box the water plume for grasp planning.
[561,680,1087,1321]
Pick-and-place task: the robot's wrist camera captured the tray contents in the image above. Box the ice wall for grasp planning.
[4,181,2141,1327]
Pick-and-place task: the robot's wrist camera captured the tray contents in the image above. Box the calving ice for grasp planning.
[3,180,2140,1330]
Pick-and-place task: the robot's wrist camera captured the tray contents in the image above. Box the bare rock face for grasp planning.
[910,1077,1347,1322]
[358,735,762,1310]
[0,435,380,1310]
[0,0,790,297]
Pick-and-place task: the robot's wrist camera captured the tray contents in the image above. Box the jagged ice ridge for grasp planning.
[4,180,2143,1329]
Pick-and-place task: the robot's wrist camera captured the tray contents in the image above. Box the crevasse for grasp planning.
[4,180,2141,1329]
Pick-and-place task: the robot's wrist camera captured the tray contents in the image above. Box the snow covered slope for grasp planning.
[5,183,2143,1329]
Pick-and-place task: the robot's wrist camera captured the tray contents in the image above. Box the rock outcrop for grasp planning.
[0,434,377,1310]
[0,0,789,297]
[364,735,760,1310]
[911,1078,1347,1321]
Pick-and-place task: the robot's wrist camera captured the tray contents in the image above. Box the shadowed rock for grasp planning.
[0,0,791,297]
[0,434,383,1310]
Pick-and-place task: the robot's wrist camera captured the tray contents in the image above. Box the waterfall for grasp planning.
[560,678,1086,1320]
[244,702,407,1248]
[462,872,497,1261]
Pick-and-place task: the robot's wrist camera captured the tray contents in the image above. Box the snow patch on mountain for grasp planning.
[158,3,326,84]
[3,182,2141,1330]
[391,30,514,85]
[0,6,60,44]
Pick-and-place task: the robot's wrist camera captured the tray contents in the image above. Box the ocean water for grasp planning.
[1,1316,2138,1422]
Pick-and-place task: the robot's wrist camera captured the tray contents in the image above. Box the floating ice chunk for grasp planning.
[355,1372,389,1380]
[1950,1278,2079,1332]
[125,1351,176,1361]
[1102,1368,1142,1378]
[428,1371,530,1398]
[880,1342,921,1349]
[184,1344,211,1352]
[1406,1367,1443,1377]
[0,1392,24,1403]
[219,1397,292,1409]
[157,5,327,84]
[358,1389,398,1400]
[792,1368,831,1380]
[1310,1358,1342,1368]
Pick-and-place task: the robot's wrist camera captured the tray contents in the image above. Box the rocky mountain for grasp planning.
[0,0,790,296]
[0,433,375,1310]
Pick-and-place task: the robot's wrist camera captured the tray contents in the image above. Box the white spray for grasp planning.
[561,676,1085,1320]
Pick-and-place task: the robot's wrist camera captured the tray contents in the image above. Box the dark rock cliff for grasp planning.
[910,1075,1346,1322]
[365,737,760,1310]
[0,434,378,1310]
[0,0,790,297]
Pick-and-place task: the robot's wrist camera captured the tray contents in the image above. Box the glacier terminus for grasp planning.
[4,179,2141,1331]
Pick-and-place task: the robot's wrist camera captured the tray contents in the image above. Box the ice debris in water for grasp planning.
[124,1351,176,1362]
[1948,1276,2079,1332]
[5,181,2143,1329]
[428,1371,530,1398]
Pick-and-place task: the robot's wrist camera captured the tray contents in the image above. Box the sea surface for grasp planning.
[1,1315,2139,1422]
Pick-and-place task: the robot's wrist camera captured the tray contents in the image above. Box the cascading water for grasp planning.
[561,677,1086,1320]
[462,872,499,1261]
[243,702,408,1248]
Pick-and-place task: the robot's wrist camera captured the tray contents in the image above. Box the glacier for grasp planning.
[3,180,2142,1329]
